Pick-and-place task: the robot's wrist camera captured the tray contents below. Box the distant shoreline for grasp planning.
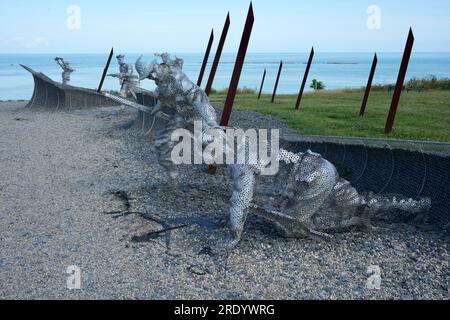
[1,51,450,55]
[2,52,450,100]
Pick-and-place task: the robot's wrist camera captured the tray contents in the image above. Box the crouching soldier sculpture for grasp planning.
[250,149,431,240]
[55,57,75,85]
[133,53,431,249]
[109,54,140,98]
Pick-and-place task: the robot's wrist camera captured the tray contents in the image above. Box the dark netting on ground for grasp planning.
[282,134,450,229]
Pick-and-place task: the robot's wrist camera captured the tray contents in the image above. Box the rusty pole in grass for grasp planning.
[385,28,414,134]
[208,2,255,175]
[205,13,230,96]
[257,68,266,99]
[219,3,254,126]
[295,47,314,110]
[97,47,114,92]
[197,29,214,87]
[359,53,378,117]
[271,60,283,103]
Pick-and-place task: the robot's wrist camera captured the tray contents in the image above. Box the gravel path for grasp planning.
[0,102,448,300]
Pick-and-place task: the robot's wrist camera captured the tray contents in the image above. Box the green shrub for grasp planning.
[310,79,326,91]
[406,78,425,92]
[371,76,450,92]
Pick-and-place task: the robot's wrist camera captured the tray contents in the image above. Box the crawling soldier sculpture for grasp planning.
[251,149,430,239]
[134,53,431,248]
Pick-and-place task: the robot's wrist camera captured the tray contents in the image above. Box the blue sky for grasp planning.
[1,0,450,53]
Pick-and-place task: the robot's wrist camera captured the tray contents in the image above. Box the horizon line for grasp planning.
[1,51,450,55]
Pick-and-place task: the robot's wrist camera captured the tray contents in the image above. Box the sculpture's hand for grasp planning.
[148,102,169,120]
[151,90,159,99]
[216,235,241,251]
[154,111,170,121]
[150,103,162,116]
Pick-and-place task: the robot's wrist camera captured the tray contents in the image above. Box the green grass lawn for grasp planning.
[209,90,450,142]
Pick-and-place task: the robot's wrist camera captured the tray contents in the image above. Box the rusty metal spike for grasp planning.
[258,68,266,99]
[385,28,415,134]
[295,47,314,110]
[359,53,378,117]
[197,29,214,87]
[209,2,255,175]
[97,47,114,93]
[205,13,230,96]
[271,60,283,103]
[219,3,254,126]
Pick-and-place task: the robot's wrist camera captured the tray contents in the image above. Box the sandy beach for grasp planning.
[0,102,448,299]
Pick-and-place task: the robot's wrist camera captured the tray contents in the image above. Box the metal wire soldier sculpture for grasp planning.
[134,53,431,248]
[109,54,140,97]
[55,57,75,85]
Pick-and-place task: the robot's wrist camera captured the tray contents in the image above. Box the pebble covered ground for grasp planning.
[0,101,448,299]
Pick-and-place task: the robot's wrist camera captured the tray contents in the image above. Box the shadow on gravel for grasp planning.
[102,189,223,252]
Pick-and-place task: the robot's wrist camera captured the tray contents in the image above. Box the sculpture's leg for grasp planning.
[128,86,137,101]
[250,204,332,240]
[330,180,373,231]
[154,116,184,189]
[120,83,127,98]
[221,165,255,248]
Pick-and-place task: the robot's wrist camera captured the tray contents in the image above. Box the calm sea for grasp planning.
[1,52,449,100]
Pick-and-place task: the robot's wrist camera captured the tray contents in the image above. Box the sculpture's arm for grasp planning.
[129,86,159,98]
[55,58,65,70]
[227,165,256,246]
[113,64,132,81]
[147,100,171,135]
[150,100,164,116]
[191,99,224,146]
[152,87,160,99]
[277,149,302,164]
[188,89,220,129]
[55,58,74,72]
[251,203,332,239]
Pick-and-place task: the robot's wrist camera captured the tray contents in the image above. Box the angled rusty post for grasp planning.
[205,13,230,96]
[385,28,414,134]
[271,60,283,103]
[295,47,314,110]
[220,3,254,126]
[197,29,214,87]
[209,2,255,175]
[359,53,378,117]
[257,68,266,99]
[97,47,114,93]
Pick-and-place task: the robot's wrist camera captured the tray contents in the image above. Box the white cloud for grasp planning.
[25,37,49,48]
[1,37,49,48]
